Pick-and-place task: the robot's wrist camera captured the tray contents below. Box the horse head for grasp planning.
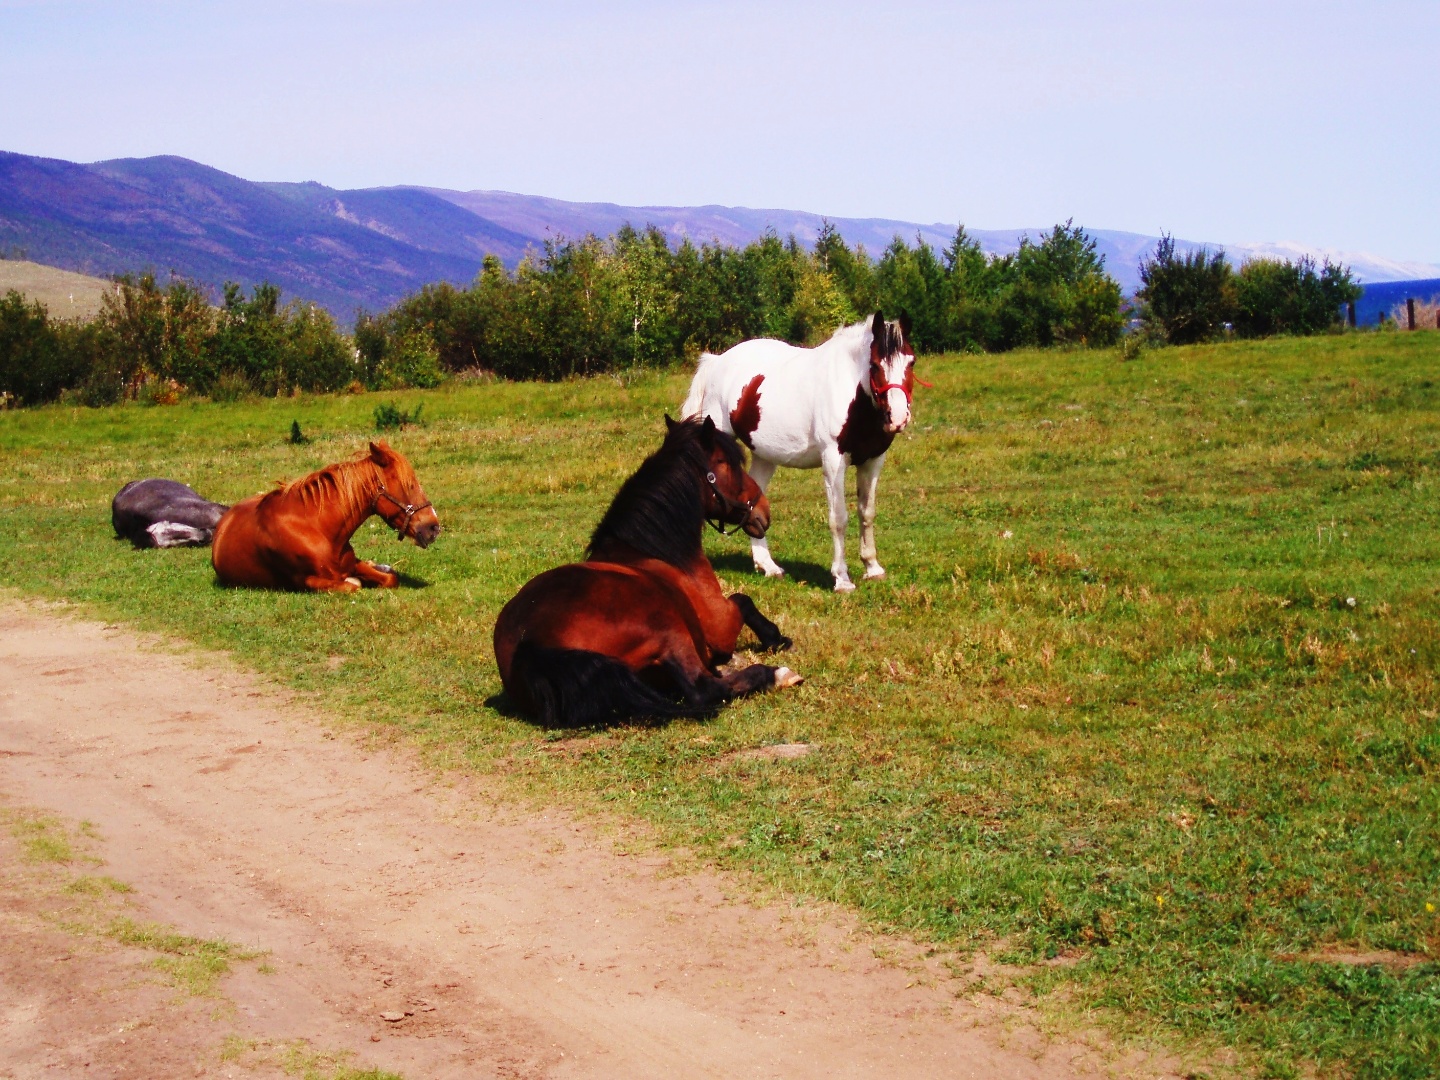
[668,415,771,539]
[368,441,441,548]
[868,311,917,435]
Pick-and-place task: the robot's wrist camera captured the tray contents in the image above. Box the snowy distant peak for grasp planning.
[1219,240,1440,285]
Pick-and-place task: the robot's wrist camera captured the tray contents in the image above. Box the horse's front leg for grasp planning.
[856,453,887,581]
[729,594,792,652]
[301,572,363,593]
[821,448,854,592]
[745,456,785,578]
[660,649,802,710]
[342,543,400,588]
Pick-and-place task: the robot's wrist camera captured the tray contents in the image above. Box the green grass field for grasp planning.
[3,332,1438,1078]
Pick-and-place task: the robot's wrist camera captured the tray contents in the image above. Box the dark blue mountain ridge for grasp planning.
[0,152,484,315]
[3,150,1436,320]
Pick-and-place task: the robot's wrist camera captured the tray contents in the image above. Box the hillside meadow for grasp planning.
[0,258,111,320]
[1,332,1438,1078]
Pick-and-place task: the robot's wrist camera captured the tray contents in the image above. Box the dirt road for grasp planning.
[0,601,1152,1079]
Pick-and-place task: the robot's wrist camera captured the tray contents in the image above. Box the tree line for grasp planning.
[1,223,1362,407]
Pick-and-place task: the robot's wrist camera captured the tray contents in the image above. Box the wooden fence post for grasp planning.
[1347,301,1356,327]
[1407,297,1416,331]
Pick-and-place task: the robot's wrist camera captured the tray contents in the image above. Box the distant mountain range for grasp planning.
[3,150,1437,318]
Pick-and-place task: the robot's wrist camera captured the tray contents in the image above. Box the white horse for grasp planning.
[681,312,919,592]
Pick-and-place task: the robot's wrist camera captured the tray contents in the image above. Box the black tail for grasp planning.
[510,642,706,728]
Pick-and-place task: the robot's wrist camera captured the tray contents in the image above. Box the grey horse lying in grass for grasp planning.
[112,479,230,548]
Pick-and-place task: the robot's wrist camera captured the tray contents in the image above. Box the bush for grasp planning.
[358,326,444,390]
[203,283,358,395]
[208,370,253,403]
[92,272,215,396]
[374,401,423,430]
[1234,257,1360,338]
[0,291,101,405]
[1137,235,1236,345]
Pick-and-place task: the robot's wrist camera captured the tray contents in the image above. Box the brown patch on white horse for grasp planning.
[836,386,894,466]
[730,374,765,448]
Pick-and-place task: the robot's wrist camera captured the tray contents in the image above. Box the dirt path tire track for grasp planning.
[0,602,1159,1079]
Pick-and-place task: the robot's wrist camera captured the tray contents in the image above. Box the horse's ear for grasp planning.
[664,414,678,433]
[898,311,913,344]
[700,415,717,446]
[369,440,394,464]
[870,311,886,344]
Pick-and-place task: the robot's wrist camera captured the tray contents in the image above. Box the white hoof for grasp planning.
[773,667,804,688]
[344,576,362,588]
[833,578,856,593]
[757,564,786,578]
[863,565,887,581]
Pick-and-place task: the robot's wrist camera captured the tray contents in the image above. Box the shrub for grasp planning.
[0,291,100,404]
[1389,298,1440,330]
[1234,257,1360,337]
[358,325,443,390]
[1136,235,1236,345]
[374,401,423,430]
[136,376,183,406]
[282,303,356,392]
[208,370,253,403]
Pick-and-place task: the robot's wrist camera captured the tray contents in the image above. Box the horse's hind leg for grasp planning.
[745,457,786,578]
[856,454,886,581]
[729,594,792,652]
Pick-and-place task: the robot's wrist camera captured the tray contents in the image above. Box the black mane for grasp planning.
[588,418,744,567]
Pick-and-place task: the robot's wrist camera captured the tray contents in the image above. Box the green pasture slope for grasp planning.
[2,333,1438,1078]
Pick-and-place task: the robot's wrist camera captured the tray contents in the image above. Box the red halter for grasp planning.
[870,366,933,404]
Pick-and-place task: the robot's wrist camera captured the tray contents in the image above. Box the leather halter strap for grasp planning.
[703,469,758,536]
[374,483,432,540]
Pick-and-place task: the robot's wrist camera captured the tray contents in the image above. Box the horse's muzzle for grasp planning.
[412,520,441,549]
[742,498,770,539]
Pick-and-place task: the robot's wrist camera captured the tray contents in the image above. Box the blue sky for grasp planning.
[3,0,1437,262]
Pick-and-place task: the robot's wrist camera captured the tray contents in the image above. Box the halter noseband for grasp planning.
[374,482,432,540]
[703,469,758,536]
[869,361,933,407]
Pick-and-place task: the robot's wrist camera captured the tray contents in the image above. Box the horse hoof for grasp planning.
[863,566,886,581]
[758,565,785,578]
[833,579,856,593]
[374,564,393,574]
[765,635,794,653]
[774,666,804,688]
[344,576,363,588]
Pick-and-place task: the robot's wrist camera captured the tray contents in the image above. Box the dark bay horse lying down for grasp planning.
[112,479,229,548]
[494,416,801,728]
[211,441,439,592]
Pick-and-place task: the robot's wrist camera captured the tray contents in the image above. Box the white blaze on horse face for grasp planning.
[876,355,912,433]
[883,385,911,433]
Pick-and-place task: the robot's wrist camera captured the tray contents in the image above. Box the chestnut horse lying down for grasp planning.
[211,441,439,591]
[112,478,228,548]
[494,416,801,728]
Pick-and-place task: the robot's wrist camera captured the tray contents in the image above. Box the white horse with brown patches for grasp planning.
[681,312,920,592]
